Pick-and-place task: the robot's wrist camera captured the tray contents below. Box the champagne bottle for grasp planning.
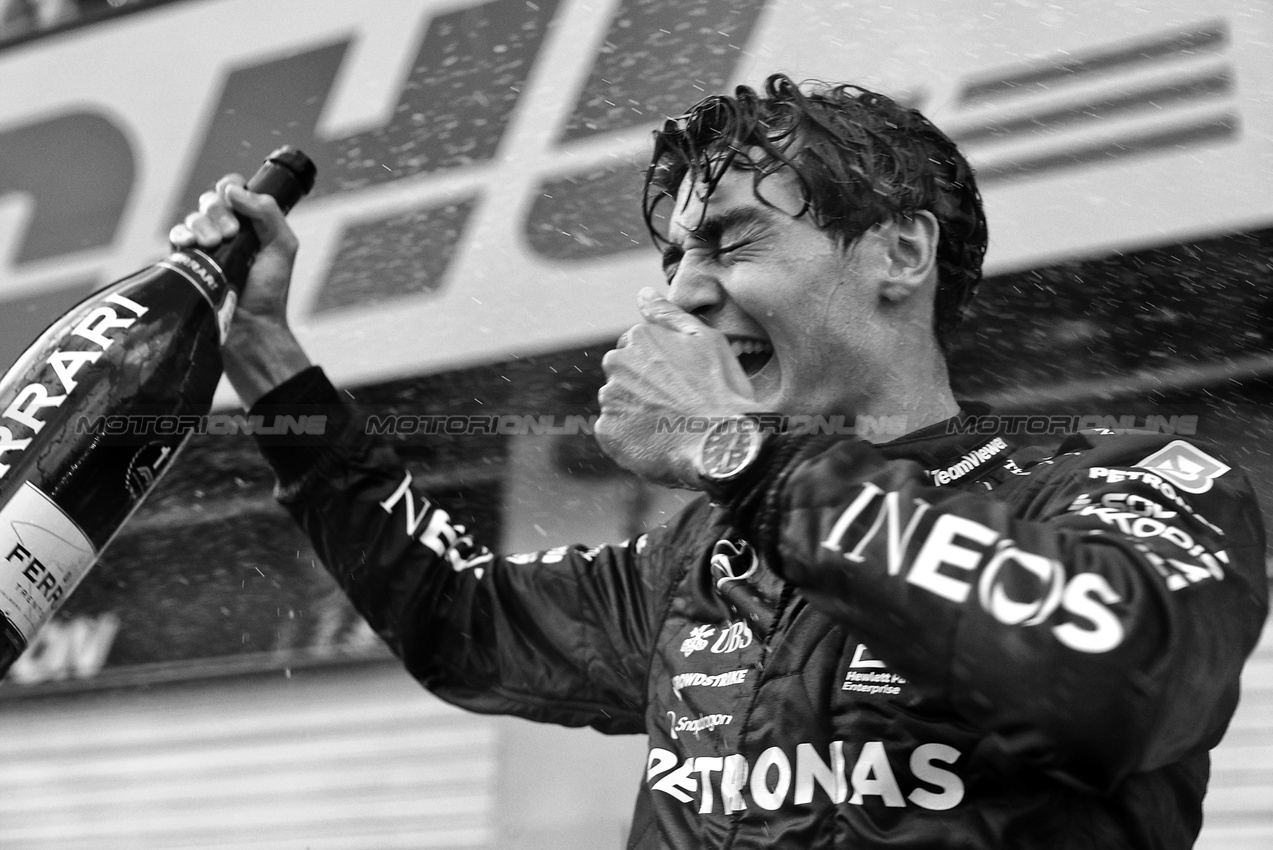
[0,146,316,679]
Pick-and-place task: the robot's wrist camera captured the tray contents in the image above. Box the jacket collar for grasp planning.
[876,402,1013,487]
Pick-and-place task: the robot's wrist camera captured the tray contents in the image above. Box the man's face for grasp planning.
[661,167,893,417]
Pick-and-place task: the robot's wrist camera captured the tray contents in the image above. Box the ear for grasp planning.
[878,211,940,304]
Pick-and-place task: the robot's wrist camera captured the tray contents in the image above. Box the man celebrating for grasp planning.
[173,75,1268,848]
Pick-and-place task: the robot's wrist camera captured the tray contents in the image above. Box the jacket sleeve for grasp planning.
[251,367,680,734]
[737,430,1269,792]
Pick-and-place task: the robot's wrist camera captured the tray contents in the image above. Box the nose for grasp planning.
[666,255,725,320]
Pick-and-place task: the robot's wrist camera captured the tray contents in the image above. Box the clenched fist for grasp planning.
[595,288,769,488]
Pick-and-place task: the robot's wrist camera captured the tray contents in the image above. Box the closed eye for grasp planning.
[661,206,773,281]
[662,242,751,281]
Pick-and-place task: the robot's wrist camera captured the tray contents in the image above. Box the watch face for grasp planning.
[697,419,764,482]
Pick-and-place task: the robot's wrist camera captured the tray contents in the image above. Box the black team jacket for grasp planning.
[253,366,1268,849]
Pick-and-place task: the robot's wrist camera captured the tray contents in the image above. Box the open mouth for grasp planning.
[728,338,775,377]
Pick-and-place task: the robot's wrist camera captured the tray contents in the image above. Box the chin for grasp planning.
[747,386,783,415]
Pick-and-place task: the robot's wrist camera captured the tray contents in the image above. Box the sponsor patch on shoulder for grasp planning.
[1135,440,1230,494]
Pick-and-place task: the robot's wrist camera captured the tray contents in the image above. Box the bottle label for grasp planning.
[157,249,232,343]
[0,482,97,644]
[0,291,150,484]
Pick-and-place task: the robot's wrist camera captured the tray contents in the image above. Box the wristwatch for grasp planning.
[694,415,775,501]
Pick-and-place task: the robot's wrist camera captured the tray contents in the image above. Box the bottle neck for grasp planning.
[205,221,261,296]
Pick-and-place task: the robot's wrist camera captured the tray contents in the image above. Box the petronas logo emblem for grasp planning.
[1135,441,1230,494]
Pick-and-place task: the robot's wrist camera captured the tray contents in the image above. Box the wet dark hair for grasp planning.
[642,73,987,353]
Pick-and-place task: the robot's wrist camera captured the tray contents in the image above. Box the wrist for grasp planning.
[222,313,313,408]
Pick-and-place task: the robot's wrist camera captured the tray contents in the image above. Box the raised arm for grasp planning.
[172,178,672,731]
